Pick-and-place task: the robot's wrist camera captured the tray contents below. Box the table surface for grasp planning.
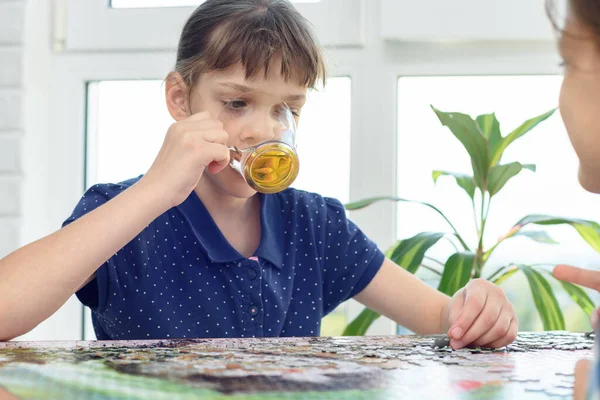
[0,331,593,399]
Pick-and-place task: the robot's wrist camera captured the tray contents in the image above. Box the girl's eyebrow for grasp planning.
[217,83,256,93]
[216,82,306,102]
[285,94,306,102]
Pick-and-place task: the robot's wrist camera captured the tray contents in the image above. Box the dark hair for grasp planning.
[546,0,600,44]
[175,0,326,90]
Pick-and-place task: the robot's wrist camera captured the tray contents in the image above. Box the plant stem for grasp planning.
[486,266,506,282]
[424,256,445,268]
[422,203,470,251]
[420,264,442,276]
[482,241,500,264]
[384,198,472,252]
[472,193,485,278]
[479,193,486,246]
[484,195,492,221]
[491,266,520,285]
[472,197,480,236]
[444,236,460,252]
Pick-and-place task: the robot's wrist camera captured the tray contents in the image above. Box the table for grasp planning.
[0,332,593,399]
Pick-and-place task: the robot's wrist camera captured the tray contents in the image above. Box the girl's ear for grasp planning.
[165,72,191,121]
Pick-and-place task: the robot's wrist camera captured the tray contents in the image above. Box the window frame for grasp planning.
[56,0,366,51]
[379,0,557,42]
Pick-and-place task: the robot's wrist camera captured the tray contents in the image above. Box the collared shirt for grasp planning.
[64,176,385,340]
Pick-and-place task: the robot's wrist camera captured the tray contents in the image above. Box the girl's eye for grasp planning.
[228,100,247,109]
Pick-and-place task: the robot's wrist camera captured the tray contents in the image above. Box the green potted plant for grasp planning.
[343,106,600,335]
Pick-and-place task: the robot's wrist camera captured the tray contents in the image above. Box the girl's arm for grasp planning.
[354,258,450,335]
[355,258,518,349]
[0,179,166,341]
[0,111,231,341]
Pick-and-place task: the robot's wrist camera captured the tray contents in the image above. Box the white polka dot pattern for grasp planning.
[62,176,385,340]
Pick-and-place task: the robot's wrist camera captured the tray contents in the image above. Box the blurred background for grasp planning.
[1,0,598,341]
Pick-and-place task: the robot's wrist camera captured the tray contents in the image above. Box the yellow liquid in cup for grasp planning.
[244,143,299,193]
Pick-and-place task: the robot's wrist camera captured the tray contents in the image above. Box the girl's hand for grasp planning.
[444,278,518,349]
[141,112,230,208]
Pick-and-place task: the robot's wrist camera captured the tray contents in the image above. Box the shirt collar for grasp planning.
[177,191,284,269]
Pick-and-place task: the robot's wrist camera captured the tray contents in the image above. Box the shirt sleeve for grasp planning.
[62,183,126,312]
[320,197,385,315]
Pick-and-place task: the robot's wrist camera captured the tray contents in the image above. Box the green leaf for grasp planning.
[513,230,558,244]
[476,113,501,141]
[342,308,380,336]
[489,109,556,166]
[431,106,490,188]
[437,252,476,296]
[519,265,565,330]
[491,266,519,285]
[344,196,399,211]
[343,196,470,251]
[388,232,445,274]
[557,280,595,316]
[514,215,600,253]
[432,170,476,200]
[487,162,536,196]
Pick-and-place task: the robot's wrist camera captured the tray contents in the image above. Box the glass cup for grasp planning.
[218,93,300,194]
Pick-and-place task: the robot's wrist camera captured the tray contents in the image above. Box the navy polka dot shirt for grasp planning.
[63,176,385,340]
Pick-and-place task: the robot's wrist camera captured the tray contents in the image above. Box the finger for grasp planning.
[205,143,231,174]
[181,113,222,130]
[200,128,229,145]
[573,359,592,400]
[186,111,213,121]
[451,300,502,349]
[553,265,600,291]
[486,318,518,349]
[0,386,19,400]
[179,120,226,137]
[472,310,512,348]
[177,127,229,149]
[448,285,487,342]
[447,288,465,327]
[592,307,600,330]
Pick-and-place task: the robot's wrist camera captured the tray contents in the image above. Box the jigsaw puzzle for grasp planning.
[0,332,593,399]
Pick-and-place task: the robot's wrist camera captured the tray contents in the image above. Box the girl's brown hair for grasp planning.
[175,0,326,90]
[547,0,600,43]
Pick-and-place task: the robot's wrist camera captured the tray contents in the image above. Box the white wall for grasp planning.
[0,0,24,260]
[3,0,83,341]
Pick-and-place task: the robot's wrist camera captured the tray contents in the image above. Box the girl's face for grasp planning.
[558,15,600,193]
[168,58,308,199]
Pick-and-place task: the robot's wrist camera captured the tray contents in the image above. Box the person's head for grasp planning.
[165,0,326,198]
[548,0,600,193]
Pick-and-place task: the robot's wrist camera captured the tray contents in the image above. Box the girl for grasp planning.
[543,0,600,397]
[0,0,516,348]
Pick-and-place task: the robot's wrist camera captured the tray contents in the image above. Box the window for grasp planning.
[111,0,320,7]
[84,77,351,338]
[61,0,364,50]
[396,75,600,333]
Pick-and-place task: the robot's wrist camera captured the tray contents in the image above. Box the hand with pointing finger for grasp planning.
[554,265,600,400]
[554,264,600,330]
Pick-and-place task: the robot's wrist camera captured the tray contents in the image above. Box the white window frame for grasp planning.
[55,0,366,51]
[380,0,557,42]
[21,0,565,340]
